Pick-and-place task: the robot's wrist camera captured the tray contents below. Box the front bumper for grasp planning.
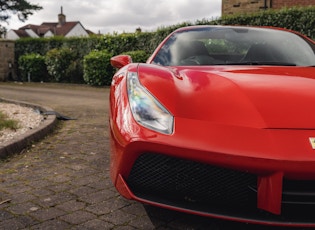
[115,153,315,227]
[110,117,315,227]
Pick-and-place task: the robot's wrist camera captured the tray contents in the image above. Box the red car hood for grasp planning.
[139,65,315,129]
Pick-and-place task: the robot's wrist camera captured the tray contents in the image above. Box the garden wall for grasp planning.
[0,40,15,81]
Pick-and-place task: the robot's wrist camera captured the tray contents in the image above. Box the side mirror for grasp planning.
[110,55,132,69]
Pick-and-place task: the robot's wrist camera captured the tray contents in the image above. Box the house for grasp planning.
[222,0,315,16]
[6,7,93,40]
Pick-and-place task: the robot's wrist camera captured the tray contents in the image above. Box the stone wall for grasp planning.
[272,0,315,9]
[222,0,315,15]
[0,40,15,81]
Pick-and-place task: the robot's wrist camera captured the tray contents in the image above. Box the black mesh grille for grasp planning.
[127,153,257,212]
[126,153,315,224]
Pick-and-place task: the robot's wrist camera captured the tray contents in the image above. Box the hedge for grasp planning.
[123,50,151,63]
[45,47,84,83]
[18,53,48,82]
[205,6,315,39]
[83,50,114,86]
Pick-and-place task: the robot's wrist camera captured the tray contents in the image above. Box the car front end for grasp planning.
[109,63,315,227]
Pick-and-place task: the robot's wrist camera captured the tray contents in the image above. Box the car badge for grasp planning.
[309,137,315,149]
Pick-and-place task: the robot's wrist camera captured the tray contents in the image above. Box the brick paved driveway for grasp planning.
[0,83,279,230]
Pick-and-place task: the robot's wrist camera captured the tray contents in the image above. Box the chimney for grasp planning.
[58,6,66,26]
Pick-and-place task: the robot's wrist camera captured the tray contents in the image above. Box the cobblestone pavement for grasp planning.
[0,83,289,230]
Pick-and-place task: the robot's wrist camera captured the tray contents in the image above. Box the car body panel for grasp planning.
[139,65,315,129]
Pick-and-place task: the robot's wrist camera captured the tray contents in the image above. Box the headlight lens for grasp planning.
[127,72,174,135]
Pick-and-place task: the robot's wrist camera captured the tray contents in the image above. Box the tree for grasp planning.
[0,0,42,36]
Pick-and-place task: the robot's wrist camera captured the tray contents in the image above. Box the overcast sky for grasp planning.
[6,0,222,34]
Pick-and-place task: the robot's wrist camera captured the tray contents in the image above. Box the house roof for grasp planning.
[41,21,83,36]
[12,29,30,38]
[17,21,88,37]
[7,7,93,39]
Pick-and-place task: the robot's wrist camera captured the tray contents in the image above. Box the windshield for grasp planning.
[151,26,315,67]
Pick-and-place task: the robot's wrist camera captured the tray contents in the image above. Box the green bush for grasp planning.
[15,37,64,58]
[45,47,83,83]
[83,50,114,86]
[18,53,48,82]
[123,50,150,63]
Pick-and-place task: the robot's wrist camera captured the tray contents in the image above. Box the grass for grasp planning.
[0,111,19,131]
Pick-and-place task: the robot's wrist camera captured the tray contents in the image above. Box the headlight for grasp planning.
[127,72,174,135]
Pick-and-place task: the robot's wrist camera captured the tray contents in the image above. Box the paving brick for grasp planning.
[69,185,99,197]
[0,218,25,230]
[6,202,39,215]
[128,216,156,230]
[55,200,86,213]
[0,209,14,221]
[33,192,77,209]
[9,193,37,204]
[3,184,33,194]
[45,183,73,193]
[58,210,96,225]
[86,202,113,216]
[99,209,137,226]
[28,219,71,230]
[74,175,103,187]
[29,188,54,197]
[78,190,116,205]
[0,215,38,229]
[29,207,66,222]
[74,219,114,230]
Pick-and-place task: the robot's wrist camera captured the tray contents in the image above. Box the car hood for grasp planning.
[138,65,315,129]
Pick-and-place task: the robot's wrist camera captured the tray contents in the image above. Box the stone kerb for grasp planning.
[0,98,58,159]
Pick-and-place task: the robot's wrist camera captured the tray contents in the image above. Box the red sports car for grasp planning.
[109,25,315,227]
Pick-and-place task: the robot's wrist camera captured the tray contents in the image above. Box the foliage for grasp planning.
[0,112,19,131]
[83,50,114,86]
[200,6,315,39]
[15,37,64,60]
[45,47,83,83]
[0,0,42,36]
[18,53,48,82]
[13,6,315,86]
[123,50,150,63]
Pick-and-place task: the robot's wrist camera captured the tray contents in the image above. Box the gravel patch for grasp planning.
[0,103,44,143]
